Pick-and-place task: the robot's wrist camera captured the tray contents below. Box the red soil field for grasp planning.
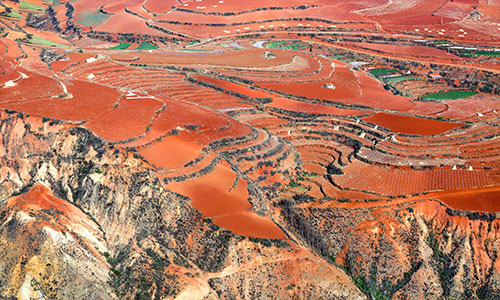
[370,0,449,21]
[159,3,372,26]
[166,161,285,239]
[260,63,415,111]
[431,185,500,213]
[194,75,272,98]
[408,101,449,116]
[438,98,500,120]
[101,0,126,13]
[336,161,497,196]
[191,114,252,145]
[432,1,476,20]
[144,0,177,14]
[0,69,63,102]
[345,42,460,60]
[121,89,252,148]
[0,60,21,83]
[110,48,296,68]
[85,97,163,142]
[50,52,96,72]
[213,211,287,239]
[363,112,463,136]
[1,38,23,61]
[268,98,371,116]
[139,134,203,170]
[174,0,335,13]
[94,12,159,35]
[1,79,120,122]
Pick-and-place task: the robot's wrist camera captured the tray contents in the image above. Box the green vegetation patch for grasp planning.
[458,49,500,58]
[111,43,130,50]
[19,1,45,11]
[433,40,449,45]
[369,69,398,77]
[25,36,69,48]
[265,40,288,49]
[3,8,22,19]
[77,10,111,27]
[266,40,309,51]
[179,48,213,52]
[284,42,308,50]
[385,76,420,83]
[185,41,198,47]
[423,90,478,100]
[136,42,157,50]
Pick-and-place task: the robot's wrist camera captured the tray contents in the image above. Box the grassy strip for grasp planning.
[423,90,478,100]
[77,10,111,27]
[179,48,213,52]
[369,69,398,77]
[285,43,308,50]
[26,36,69,48]
[265,40,288,49]
[19,1,45,11]
[458,50,500,58]
[385,76,420,83]
[136,42,157,50]
[8,10,22,19]
[433,40,449,45]
[111,43,130,50]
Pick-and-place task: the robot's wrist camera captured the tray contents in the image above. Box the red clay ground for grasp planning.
[85,97,163,142]
[429,185,500,213]
[363,112,464,135]
[268,98,371,116]
[166,161,286,239]
[6,183,89,230]
[139,134,203,170]
[344,42,461,60]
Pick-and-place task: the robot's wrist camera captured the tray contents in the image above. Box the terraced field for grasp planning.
[0,0,500,299]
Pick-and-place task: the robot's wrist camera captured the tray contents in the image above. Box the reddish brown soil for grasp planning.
[139,135,202,170]
[1,38,22,60]
[51,52,95,72]
[94,12,159,35]
[85,97,163,142]
[7,183,88,228]
[143,0,177,14]
[260,64,415,111]
[345,42,460,60]
[213,211,287,239]
[363,112,464,135]
[430,185,500,213]
[1,79,120,121]
[268,98,371,116]
[194,75,273,99]
[166,161,286,239]
[109,48,296,68]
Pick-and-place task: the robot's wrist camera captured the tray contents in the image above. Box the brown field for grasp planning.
[363,112,464,135]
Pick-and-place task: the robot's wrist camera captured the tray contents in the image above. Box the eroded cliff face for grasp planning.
[0,111,366,299]
[280,197,500,299]
[0,184,113,299]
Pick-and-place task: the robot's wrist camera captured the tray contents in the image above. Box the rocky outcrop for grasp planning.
[280,198,500,299]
